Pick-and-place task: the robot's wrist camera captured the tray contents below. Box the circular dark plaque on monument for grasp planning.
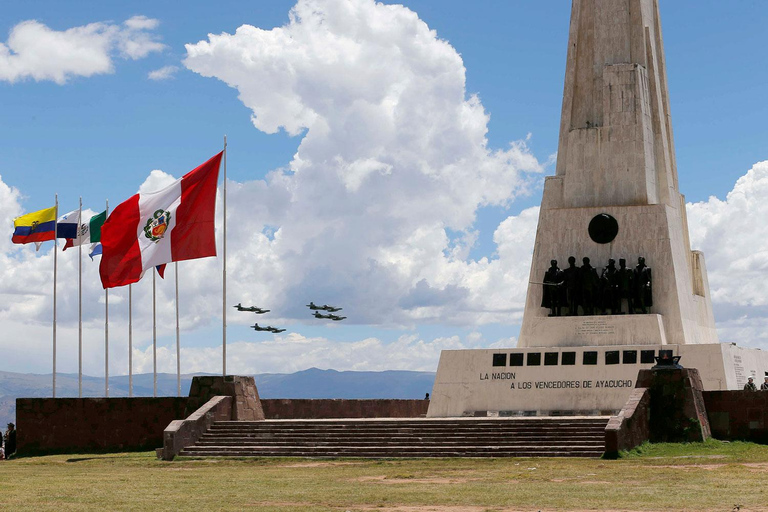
[588,213,619,244]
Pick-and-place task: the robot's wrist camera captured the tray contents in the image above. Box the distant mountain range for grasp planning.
[0,368,436,427]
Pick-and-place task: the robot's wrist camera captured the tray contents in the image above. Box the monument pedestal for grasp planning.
[427,343,768,418]
[523,314,667,347]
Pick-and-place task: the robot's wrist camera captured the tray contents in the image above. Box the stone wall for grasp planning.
[604,387,650,457]
[261,399,429,419]
[704,391,768,443]
[16,397,429,455]
[16,397,187,455]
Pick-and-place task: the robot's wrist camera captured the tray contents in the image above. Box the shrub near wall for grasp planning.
[16,398,188,455]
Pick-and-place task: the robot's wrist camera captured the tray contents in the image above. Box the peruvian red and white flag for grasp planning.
[99,152,223,289]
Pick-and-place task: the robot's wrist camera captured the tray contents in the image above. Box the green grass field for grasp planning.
[1,440,767,511]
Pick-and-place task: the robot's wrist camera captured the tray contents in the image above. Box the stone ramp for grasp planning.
[179,417,609,458]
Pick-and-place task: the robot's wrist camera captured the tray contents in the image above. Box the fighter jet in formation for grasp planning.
[234,303,270,314]
[252,323,286,333]
[306,302,343,312]
[312,311,347,321]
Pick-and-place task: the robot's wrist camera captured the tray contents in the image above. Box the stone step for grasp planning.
[214,420,610,427]
[179,448,604,458]
[181,417,609,459]
[194,438,605,446]
[212,424,606,432]
[198,435,604,443]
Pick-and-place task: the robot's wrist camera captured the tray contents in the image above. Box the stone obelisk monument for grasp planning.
[427,0,768,418]
[517,0,718,347]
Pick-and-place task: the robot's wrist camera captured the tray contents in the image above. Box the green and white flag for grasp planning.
[63,210,106,250]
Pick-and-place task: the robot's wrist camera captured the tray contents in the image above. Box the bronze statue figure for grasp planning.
[616,258,633,314]
[633,256,653,313]
[561,256,580,316]
[579,257,600,315]
[600,258,619,314]
[541,259,563,316]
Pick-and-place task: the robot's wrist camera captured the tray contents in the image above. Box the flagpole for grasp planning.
[153,270,157,397]
[223,135,227,377]
[104,199,109,397]
[128,284,133,398]
[78,197,83,398]
[175,261,180,397]
[53,194,58,398]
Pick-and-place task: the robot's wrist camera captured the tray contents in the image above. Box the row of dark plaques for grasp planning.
[492,349,659,368]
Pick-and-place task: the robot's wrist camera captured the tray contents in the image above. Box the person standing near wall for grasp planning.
[744,377,758,391]
[761,376,768,390]
[4,423,15,459]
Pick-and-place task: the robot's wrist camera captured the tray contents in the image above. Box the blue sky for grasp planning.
[1,0,767,380]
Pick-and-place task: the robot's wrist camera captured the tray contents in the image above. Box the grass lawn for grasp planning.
[1,440,767,511]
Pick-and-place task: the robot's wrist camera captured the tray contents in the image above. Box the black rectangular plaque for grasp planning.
[527,352,541,366]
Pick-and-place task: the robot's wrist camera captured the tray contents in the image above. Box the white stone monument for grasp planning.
[428,0,768,417]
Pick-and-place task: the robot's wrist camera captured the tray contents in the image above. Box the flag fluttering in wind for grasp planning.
[99,152,222,289]
[12,206,57,245]
[56,209,80,240]
[88,243,103,260]
[63,210,106,251]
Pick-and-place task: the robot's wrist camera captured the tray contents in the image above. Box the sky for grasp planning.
[1,0,767,385]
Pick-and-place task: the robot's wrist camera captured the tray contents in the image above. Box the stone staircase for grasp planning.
[178,417,609,458]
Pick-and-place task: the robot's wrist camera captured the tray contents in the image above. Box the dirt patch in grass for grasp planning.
[643,464,725,470]
[278,461,364,468]
[353,475,483,484]
[349,508,768,512]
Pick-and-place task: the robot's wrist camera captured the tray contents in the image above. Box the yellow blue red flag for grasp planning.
[12,206,57,245]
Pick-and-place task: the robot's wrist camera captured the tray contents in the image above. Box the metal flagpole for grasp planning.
[104,199,109,397]
[53,194,58,398]
[223,135,227,377]
[78,197,83,398]
[175,262,180,397]
[153,271,157,397]
[129,284,133,398]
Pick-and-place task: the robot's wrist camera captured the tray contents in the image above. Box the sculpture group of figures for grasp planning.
[540,257,652,317]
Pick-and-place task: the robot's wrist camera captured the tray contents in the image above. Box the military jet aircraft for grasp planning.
[328,314,347,321]
[313,311,334,319]
[307,302,342,312]
[251,323,273,331]
[234,303,270,314]
[268,327,286,333]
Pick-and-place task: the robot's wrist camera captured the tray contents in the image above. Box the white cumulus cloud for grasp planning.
[148,65,179,81]
[687,161,768,343]
[0,16,165,84]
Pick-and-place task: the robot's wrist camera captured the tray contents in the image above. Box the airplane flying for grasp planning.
[328,314,347,321]
[268,327,286,333]
[313,311,334,319]
[307,302,343,312]
[234,303,270,314]
[251,323,273,331]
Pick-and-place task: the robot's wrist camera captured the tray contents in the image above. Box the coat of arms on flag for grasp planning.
[144,209,172,243]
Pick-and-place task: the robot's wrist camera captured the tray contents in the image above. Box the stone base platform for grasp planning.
[520,314,667,347]
[427,343,768,417]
